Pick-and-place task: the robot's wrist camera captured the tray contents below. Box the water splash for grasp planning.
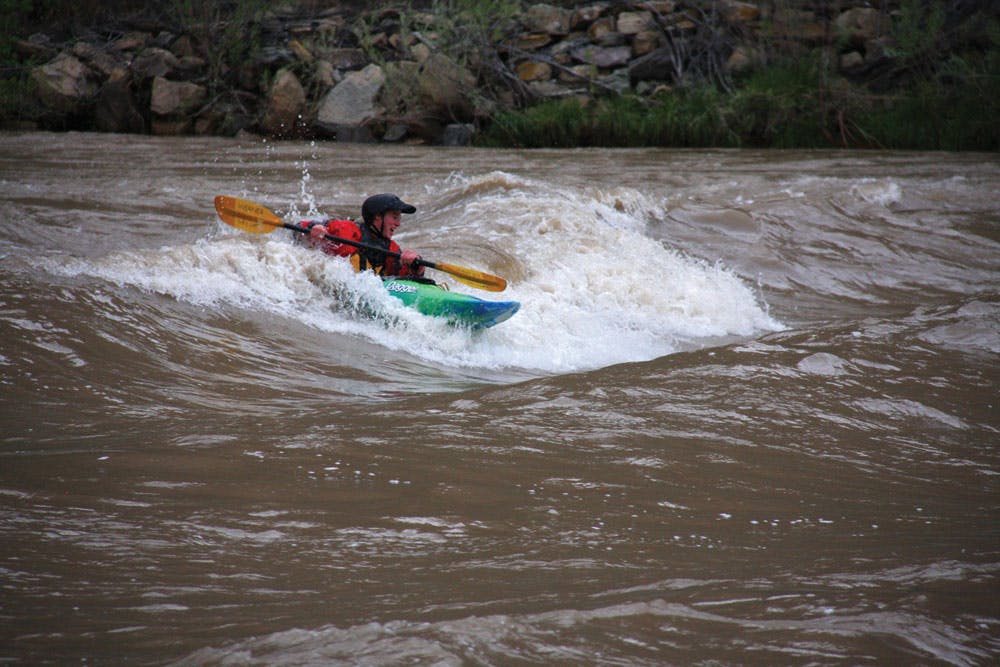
[42,170,781,374]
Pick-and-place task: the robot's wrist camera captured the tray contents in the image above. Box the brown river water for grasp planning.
[1,132,998,665]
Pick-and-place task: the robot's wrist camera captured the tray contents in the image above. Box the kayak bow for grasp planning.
[383,278,520,329]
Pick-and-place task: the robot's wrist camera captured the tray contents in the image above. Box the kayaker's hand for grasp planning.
[308,223,328,243]
[401,249,422,267]
[308,223,341,253]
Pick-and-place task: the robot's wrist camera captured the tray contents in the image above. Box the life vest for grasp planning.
[301,218,423,278]
[351,221,393,276]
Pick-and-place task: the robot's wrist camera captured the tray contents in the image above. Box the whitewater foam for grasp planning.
[44,171,782,374]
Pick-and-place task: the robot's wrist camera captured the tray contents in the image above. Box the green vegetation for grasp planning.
[477,0,999,151]
[427,0,523,46]
[478,59,999,151]
[479,21,1000,152]
[166,0,269,95]
[479,87,733,148]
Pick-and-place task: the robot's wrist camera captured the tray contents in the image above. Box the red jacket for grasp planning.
[302,219,424,278]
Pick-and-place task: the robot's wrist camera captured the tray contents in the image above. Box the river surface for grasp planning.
[1,132,998,665]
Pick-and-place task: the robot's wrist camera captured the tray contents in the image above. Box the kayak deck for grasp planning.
[383,278,520,328]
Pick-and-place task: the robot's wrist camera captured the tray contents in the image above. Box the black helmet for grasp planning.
[361,193,416,224]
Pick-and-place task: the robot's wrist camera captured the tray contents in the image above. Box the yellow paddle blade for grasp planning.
[432,261,507,292]
[214,195,283,234]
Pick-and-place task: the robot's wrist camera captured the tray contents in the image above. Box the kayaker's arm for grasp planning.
[303,219,423,276]
[214,195,507,291]
[300,220,354,257]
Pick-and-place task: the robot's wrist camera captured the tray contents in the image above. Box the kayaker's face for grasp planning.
[375,210,402,238]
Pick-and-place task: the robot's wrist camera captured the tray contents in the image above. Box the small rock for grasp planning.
[571,44,632,69]
[587,16,616,44]
[516,61,552,82]
[151,117,192,135]
[836,7,883,45]
[113,32,151,52]
[383,123,409,142]
[130,47,180,80]
[442,123,474,146]
[316,63,385,131]
[632,30,662,57]
[523,3,572,35]
[617,11,653,35]
[722,1,761,24]
[322,48,368,70]
[410,42,432,63]
[558,64,591,83]
[517,33,552,51]
[840,51,864,72]
[726,46,758,73]
[314,59,336,88]
[570,4,609,30]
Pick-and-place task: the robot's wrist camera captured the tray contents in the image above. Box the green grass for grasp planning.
[478,54,1000,151]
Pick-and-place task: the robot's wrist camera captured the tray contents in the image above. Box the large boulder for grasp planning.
[380,60,422,116]
[150,76,206,116]
[30,53,98,113]
[72,42,122,78]
[315,63,385,133]
[416,53,476,118]
[95,70,145,133]
[261,67,306,136]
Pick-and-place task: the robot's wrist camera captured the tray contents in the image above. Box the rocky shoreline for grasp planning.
[6,1,965,145]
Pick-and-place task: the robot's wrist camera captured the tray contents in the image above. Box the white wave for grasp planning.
[850,178,902,207]
[42,172,781,374]
[416,171,783,370]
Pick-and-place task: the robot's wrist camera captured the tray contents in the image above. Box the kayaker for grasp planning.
[302,193,425,278]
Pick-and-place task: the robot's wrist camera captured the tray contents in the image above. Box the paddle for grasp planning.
[214,195,507,292]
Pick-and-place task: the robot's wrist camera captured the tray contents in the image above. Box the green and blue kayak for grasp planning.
[383,278,520,329]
